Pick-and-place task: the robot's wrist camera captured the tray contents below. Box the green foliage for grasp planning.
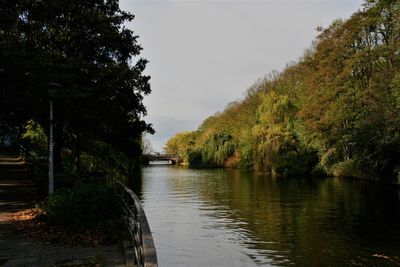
[165,0,400,180]
[331,159,364,178]
[0,0,152,177]
[164,131,196,164]
[22,120,47,149]
[39,184,121,233]
[201,133,236,166]
[299,0,400,179]
[252,92,309,174]
[187,150,204,168]
[237,128,256,169]
[20,120,48,173]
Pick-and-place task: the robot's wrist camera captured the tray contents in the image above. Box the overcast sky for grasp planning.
[120,0,363,152]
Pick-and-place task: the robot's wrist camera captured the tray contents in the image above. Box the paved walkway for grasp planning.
[0,154,129,266]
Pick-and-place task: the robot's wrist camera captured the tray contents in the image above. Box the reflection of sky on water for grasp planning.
[149,160,173,165]
[141,167,276,267]
[139,166,400,267]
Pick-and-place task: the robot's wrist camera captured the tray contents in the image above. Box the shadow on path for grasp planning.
[0,154,36,220]
[0,154,129,266]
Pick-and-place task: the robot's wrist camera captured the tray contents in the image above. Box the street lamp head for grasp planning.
[48,82,62,98]
[48,82,62,87]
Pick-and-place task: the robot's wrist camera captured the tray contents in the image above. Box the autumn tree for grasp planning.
[164,131,196,164]
[165,0,400,180]
[300,0,400,178]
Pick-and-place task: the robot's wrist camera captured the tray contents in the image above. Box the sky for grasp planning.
[120,0,363,152]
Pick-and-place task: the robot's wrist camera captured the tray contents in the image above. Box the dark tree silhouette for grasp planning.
[0,0,153,172]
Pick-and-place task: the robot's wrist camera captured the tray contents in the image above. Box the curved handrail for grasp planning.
[108,177,158,267]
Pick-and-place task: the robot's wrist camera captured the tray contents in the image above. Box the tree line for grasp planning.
[0,0,153,177]
[165,0,400,181]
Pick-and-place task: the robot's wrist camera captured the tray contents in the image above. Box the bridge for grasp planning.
[145,154,181,165]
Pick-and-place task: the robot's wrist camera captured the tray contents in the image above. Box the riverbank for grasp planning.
[164,1,400,184]
[181,159,400,186]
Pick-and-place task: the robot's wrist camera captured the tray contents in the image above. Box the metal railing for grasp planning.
[145,154,179,159]
[108,177,158,267]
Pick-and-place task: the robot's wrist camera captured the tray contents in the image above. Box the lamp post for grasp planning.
[48,98,54,194]
[48,83,61,194]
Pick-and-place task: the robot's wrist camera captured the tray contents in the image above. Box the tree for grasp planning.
[0,0,153,173]
[164,0,400,180]
[141,136,154,155]
[164,131,196,163]
[299,0,400,178]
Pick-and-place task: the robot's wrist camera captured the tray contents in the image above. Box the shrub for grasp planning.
[39,184,122,234]
[332,159,363,178]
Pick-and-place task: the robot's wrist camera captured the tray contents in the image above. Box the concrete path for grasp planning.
[0,154,128,266]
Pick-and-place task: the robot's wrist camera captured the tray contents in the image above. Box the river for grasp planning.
[131,165,400,266]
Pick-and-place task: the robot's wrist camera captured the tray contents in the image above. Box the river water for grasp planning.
[133,165,400,266]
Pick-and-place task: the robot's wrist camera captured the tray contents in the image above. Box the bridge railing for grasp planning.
[146,154,179,158]
[107,177,158,267]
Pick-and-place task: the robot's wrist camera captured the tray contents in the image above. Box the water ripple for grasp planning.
[138,166,400,267]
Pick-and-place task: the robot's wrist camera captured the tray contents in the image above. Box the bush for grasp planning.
[39,184,122,234]
[188,151,203,168]
[332,159,363,178]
